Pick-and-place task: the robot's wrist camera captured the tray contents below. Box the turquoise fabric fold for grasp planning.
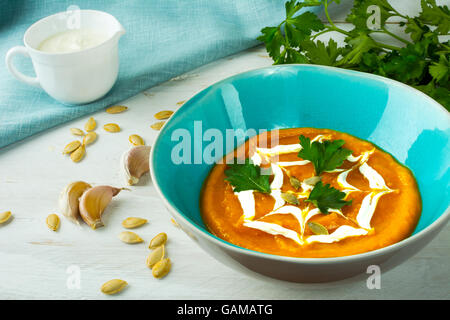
[0,0,319,149]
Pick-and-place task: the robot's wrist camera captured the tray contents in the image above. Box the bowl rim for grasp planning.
[150,63,450,264]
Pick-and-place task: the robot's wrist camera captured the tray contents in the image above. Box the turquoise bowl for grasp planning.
[150,65,450,282]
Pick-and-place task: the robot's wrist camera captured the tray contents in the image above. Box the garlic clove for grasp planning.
[79,185,123,229]
[58,181,92,224]
[120,145,151,186]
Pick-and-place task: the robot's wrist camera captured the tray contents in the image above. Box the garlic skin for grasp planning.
[79,185,123,229]
[121,146,151,185]
[58,181,92,224]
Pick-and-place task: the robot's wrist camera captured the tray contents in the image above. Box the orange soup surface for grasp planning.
[200,128,422,258]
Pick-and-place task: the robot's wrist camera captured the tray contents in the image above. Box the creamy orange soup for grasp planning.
[200,128,421,258]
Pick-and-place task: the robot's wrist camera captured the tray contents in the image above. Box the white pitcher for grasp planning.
[5,10,125,105]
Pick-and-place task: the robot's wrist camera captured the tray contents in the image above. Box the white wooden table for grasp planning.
[1,1,449,300]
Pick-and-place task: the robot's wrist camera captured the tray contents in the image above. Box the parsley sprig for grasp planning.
[305,181,352,214]
[298,135,352,175]
[224,159,271,193]
[297,135,353,213]
[258,0,450,109]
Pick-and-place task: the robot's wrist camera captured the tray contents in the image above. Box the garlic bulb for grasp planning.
[79,185,123,229]
[58,181,92,224]
[121,146,151,185]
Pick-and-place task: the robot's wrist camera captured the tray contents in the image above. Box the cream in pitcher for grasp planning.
[5,10,125,105]
[38,28,109,53]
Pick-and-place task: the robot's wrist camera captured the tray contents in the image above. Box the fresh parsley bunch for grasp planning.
[258,0,450,110]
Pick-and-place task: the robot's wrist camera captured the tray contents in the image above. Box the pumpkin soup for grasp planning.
[200,128,421,258]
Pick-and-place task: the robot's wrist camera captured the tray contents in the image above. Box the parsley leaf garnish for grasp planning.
[224,159,271,193]
[258,0,450,110]
[298,135,352,176]
[305,181,352,214]
[429,55,449,84]
[302,38,342,66]
[419,0,450,35]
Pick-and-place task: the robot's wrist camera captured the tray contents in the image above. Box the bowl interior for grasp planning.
[152,65,450,246]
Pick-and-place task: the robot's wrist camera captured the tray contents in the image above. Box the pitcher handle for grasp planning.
[5,46,41,88]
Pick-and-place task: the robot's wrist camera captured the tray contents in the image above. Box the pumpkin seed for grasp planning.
[103,123,121,132]
[82,131,97,145]
[129,134,145,146]
[100,279,128,295]
[307,222,329,235]
[63,141,81,154]
[146,245,165,269]
[150,121,165,130]
[70,128,85,136]
[152,258,171,279]
[170,218,180,228]
[289,176,302,190]
[281,192,299,205]
[106,105,128,114]
[149,232,167,249]
[118,231,143,244]
[304,176,321,186]
[154,110,173,120]
[176,100,185,106]
[46,214,60,231]
[84,117,96,132]
[0,211,12,224]
[122,217,148,229]
[70,144,86,162]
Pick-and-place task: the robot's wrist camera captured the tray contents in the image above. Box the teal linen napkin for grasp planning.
[0,0,319,149]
